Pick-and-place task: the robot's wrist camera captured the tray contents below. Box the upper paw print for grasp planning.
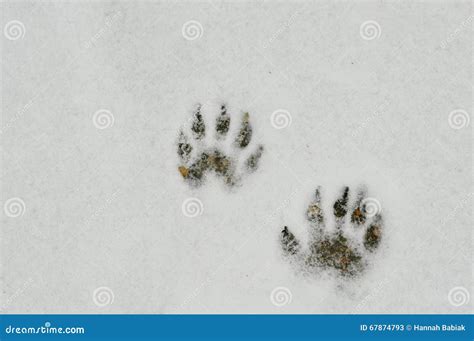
[177,104,264,187]
[281,186,383,277]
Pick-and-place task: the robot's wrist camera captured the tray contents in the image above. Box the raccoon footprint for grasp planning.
[280,186,383,277]
[177,104,264,187]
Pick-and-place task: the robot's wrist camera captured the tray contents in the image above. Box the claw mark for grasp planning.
[364,215,382,251]
[177,131,193,162]
[306,187,324,243]
[351,188,367,225]
[281,226,300,255]
[333,186,349,218]
[281,186,383,277]
[235,112,252,148]
[216,104,230,138]
[191,105,205,140]
[177,104,263,187]
[351,207,365,225]
[246,145,264,172]
[307,187,324,224]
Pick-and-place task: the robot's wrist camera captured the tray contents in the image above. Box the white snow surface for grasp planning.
[1,1,472,314]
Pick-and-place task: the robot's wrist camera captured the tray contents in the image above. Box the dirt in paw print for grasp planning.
[177,104,264,187]
[281,186,383,277]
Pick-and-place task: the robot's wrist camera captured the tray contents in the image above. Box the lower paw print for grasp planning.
[280,186,383,277]
[177,104,264,187]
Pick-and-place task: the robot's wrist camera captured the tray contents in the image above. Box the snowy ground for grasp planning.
[1,1,472,314]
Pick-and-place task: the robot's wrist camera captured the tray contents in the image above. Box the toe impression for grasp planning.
[281,226,300,255]
[216,104,230,137]
[333,187,349,218]
[235,112,252,148]
[191,105,206,140]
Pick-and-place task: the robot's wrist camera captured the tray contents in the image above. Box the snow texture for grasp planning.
[1,0,472,314]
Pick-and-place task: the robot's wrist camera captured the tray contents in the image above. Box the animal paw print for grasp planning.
[280,186,383,277]
[177,104,264,187]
